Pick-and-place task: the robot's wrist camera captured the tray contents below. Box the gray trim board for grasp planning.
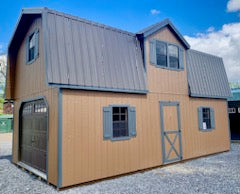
[49,83,148,94]
[190,93,230,100]
[57,88,62,188]
[18,96,49,181]
[226,101,231,148]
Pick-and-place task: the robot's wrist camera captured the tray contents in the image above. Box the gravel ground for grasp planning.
[0,134,239,194]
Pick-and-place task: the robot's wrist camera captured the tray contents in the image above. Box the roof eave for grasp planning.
[137,19,190,49]
[7,7,46,52]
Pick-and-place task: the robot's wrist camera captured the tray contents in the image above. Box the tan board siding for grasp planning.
[145,27,188,95]
[61,90,230,187]
[11,17,58,186]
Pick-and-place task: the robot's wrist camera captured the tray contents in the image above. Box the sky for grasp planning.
[0,0,239,82]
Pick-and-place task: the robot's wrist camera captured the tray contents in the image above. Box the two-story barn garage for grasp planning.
[6,7,231,188]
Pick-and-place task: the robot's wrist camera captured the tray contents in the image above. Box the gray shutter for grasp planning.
[149,40,156,65]
[34,30,39,58]
[210,108,215,129]
[179,48,184,69]
[103,106,112,139]
[198,107,203,130]
[25,37,29,63]
[128,106,136,137]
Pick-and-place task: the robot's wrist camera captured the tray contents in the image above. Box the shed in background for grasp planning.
[228,89,240,141]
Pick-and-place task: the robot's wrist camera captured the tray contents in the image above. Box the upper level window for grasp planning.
[156,41,167,67]
[198,107,215,131]
[168,44,179,68]
[26,29,39,64]
[150,40,184,70]
[103,105,136,141]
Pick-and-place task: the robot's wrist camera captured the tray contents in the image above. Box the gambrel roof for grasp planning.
[8,7,147,94]
[7,7,231,99]
[187,50,231,99]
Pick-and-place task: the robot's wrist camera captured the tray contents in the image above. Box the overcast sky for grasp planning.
[0,0,239,82]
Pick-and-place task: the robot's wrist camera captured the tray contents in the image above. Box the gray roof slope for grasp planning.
[7,7,147,94]
[137,19,190,49]
[43,9,147,93]
[187,49,231,99]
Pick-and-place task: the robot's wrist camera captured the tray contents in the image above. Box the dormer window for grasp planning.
[26,29,39,64]
[150,40,184,70]
[168,44,179,68]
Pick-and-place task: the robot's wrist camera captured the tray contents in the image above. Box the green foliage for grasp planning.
[229,82,240,89]
[0,97,4,114]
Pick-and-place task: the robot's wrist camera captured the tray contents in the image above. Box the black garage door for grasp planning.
[19,99,48,173]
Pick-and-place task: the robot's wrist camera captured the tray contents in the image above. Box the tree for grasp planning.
[0,54,7,97]
[0,54,7,83]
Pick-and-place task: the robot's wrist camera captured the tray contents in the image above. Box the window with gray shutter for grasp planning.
[103,105,136,140]
[150,40,157,65]
[156,41,167,67]
[150,39,184,70]
[26,29,39,64]
[198,107,215,131]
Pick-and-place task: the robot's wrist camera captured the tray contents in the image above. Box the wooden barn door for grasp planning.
[19,99,48,173]
[160,101,182,164]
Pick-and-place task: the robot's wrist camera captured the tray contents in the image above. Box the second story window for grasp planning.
[168,44,179,68]
[150,39,184,70]
[26,29,39,64]
[156,41,167,67]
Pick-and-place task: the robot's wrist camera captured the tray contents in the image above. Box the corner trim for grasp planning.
[226,101,232,149]
[57,88,63,188]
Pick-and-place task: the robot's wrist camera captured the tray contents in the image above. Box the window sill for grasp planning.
[150,63,184,71]
[199,128,215,132]
[26,55,39,65]
[110,136,132,141]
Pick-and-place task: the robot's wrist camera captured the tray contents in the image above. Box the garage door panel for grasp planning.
[31,149,47,172]
[20,99,48,173]
[21,146,32,166]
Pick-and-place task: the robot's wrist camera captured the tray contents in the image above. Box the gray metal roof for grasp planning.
[187,49,231,99]
[43,8,147,93]
[137,19,190,49]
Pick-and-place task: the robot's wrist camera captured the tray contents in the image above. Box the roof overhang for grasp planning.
[137,19,190,49]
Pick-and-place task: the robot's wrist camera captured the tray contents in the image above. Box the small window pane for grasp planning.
[121,114,126,120]
[156,41,167,67]
[202,108,211,129]
[28,33,35,62]
[112,107,128,138]
[113,107,120,114]
[168,45,179,69]
[121,107,127,114]
[113,115,119,121]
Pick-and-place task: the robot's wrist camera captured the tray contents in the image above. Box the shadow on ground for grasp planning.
[0,155,12,161]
